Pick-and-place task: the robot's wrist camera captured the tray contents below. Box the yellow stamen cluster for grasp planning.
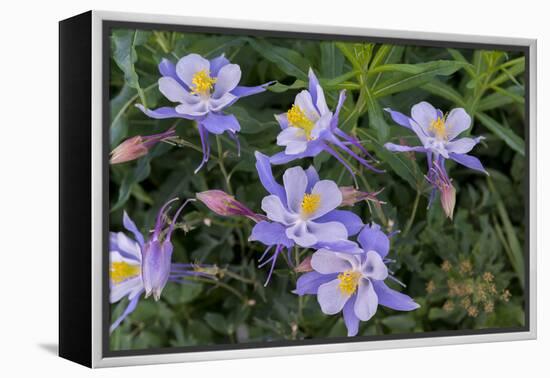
[301,193,321,215]
[191,69,217,95]
[430,116,447,140]
[110,261,140,284]
[338,270,361,296]
[287,105,314,140]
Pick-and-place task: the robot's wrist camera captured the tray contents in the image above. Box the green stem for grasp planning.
[111,82,158,128]
[222,268,257,285]
[403,191,421,236]
[357,170,388,226]
[187,276,245,302]
[216,136,233,194]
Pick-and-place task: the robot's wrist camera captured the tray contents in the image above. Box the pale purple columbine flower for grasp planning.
[270,68,381,177]
[294,223,419,336]
[196,190,266,223]
[110,127,177,164]
[109,198,211,332]
[384,101,487,174]
[136,53,271,173]
[249,152,363,285]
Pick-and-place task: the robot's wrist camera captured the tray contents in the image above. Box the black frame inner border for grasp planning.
[101,19,531,359]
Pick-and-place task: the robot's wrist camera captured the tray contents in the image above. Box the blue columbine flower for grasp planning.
[249,152,364,285]
[270,68,381,176]
[136,53,271,173]
[384,101,487,211]
[384,101,487,174]
[109,198,211,332]
[294,223,419,337]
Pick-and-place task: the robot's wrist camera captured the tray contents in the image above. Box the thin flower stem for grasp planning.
[357,170,388,226]
[213,135,248,259]
[222,268,257,285]
[111,82,158,128]
[298,295,304,323]
[403,190,421,236]
[186,276,246,302]
[216,136,234,194]
[294,246,300,267]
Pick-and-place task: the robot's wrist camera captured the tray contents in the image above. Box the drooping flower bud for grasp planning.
[110,136,149,164]
[339,186,385,207]
[142,198,193,301]
[425,160,456,220]
[440,183,456,220]
[110,127,177,165]
[196,190,265,223]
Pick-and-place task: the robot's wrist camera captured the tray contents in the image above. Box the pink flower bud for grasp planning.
[196,190,265,223]
[440,183,456,220]
[110,127,176,165]
[295,255,313,273]
[339,186,385,207]
[110,136,148,164]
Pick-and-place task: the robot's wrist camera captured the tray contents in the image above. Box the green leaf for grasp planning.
[267,79,307,93]
[204,313,229,334]
[491,57,525,87]
[320,70,360,89]
[336,42,375,71]
[320,42,344,78]
[110,84,136,147]
[373,60,470,98]
[357,129,423,190]
[368,63,426,75]
[447,48,476,77]
[475,112,525,155]
[477,86,524,111]
[364,86,389,142]
[339,94,364,132]
[187,36,247,58]
[162,282,203,305]
[490,85,525,104]
[421,80,466,107]
[111,156,152,212]
[247,39,310,80]
[381,314,416,332]
[488,178,525,288]
[111,30,151,105]
[368,45,405,89]
[226,106,279,134]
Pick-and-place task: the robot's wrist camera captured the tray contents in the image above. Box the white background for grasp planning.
[0,0,545,376]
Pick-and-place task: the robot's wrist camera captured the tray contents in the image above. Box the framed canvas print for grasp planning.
[59,10,537,368]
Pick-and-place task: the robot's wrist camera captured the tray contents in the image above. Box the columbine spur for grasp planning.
[270,68,381,176]
[136,53,271,173]
[294,223,419,336]
[109,198,211,332]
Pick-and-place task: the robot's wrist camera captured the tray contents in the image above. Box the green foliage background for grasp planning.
[109,28,527,350]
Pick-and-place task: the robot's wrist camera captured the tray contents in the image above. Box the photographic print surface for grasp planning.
[106,23,528,353]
